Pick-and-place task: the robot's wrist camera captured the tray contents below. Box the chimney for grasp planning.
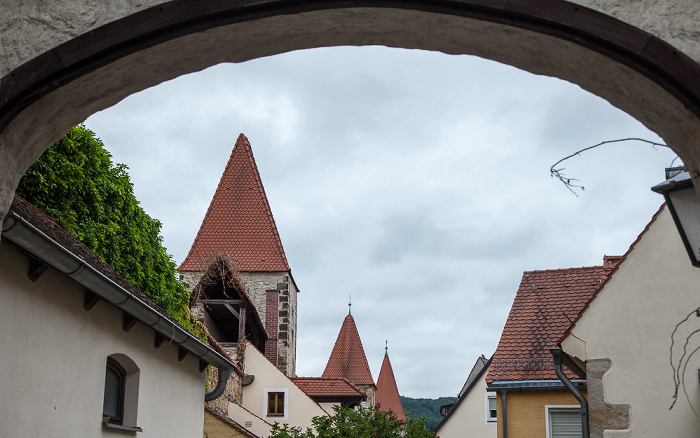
[603,255,622,268]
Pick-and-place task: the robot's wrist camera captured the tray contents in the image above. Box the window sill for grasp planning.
[103,419,143,433]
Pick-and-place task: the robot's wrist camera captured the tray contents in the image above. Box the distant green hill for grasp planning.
[400,396,456,429]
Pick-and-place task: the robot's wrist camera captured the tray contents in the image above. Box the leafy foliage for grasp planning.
[270,405,436,438]
[400,396,456,429]
[16,125,203,338]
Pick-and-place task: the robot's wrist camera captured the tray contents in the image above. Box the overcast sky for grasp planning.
[84,46,677,398]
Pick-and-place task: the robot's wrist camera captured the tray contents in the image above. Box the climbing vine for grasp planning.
[16,124,204,339]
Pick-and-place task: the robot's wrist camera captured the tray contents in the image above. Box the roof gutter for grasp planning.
[2,210,234,402]
[550,348,589,438]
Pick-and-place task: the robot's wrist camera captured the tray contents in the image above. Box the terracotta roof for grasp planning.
[486,263,616,383]
[375,353,406,422]
[291,377,366,399]
[322,315,375,386]
[179,134,290,273]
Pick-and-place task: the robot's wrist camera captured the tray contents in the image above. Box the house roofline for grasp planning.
[434,355,493,431]
[3,196,236,401]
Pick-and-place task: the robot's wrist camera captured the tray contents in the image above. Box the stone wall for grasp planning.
[206,367,243,416]
[586,359,629,438]
[238,271,297,377]
[188,269,298,377]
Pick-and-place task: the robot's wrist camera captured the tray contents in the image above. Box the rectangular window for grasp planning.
[268,392,285,416]
[546,406,582,438]
[486,394,497,422]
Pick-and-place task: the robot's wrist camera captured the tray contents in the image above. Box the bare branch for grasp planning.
[550,138,671,196]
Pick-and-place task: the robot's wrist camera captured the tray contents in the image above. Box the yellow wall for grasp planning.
[203,409,249,438]
[497,389,586,438]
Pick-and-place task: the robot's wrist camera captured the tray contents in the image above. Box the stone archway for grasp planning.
[3,1,700,227]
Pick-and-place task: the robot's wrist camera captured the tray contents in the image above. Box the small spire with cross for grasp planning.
[385,340,388,357]
[348,295,352,315]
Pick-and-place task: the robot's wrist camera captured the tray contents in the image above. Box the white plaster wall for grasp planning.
[227,401,273,438]
[240,342,326,431]
[565,206,700,437]
[575,0,700,61]
[0,242,206,437]
[434,369,496,438]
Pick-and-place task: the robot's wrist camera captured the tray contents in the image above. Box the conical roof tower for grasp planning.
[179,133,298,377]
[375,346,406,422]
[322,314,375,387]
[179,133,290,273]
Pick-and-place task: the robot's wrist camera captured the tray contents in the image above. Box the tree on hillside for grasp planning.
[269,405,436,438]
[15,124,202,337]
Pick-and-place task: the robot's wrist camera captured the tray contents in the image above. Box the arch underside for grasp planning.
[3,1,700,222]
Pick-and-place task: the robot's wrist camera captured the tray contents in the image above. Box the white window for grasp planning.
[545,405,582,438]
[264,388,289,421]
[485,393,497,423]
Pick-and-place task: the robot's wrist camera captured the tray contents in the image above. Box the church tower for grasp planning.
[322,310,376,406]
[179,133,298,376]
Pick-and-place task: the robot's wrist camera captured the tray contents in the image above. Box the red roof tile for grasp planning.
[375,353,406,422]
[179,134,290,273]
[291,377,367,398]
[486,263,616,383]
[322,315,375,386]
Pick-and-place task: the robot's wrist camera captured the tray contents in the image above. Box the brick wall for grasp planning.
[264,290,279,366]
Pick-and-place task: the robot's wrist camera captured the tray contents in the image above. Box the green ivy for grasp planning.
[16,124,204,340]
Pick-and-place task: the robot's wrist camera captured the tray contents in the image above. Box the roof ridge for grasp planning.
[524,265,605,274]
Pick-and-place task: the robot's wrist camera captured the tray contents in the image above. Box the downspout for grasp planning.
[500,389,508,438]
[550,348,589,438]
[205,366,233,401]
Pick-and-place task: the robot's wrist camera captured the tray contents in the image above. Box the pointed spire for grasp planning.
[348,295,352,315]
[376,350,406,422]
[385,340,388,357]
[179,134,290,273]
[322,315,375,386]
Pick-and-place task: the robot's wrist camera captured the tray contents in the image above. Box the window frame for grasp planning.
[545,405,582,438]
[102,354,142,432]
[485,393,498,423]
[103,357,126,425]
[263,388,289,420]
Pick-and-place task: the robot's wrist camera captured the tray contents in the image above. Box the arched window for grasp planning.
[102,354,142,432]
[103,357,126,424]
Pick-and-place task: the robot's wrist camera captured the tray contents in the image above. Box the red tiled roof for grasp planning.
[291,377,366,398]
[179,134,290,273]
[486,263,616,383]
[322,315,375,386]
[375,354,406,422]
